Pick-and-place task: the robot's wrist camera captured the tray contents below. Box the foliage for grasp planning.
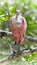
[0,0,37,65]
[0,0,37,36]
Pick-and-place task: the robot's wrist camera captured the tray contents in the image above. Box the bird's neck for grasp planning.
[16,14,22,20]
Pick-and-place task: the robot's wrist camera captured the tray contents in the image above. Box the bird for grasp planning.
[10,10,27,53]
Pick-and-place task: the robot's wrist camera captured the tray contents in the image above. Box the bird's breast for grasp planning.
[12,20,22,27]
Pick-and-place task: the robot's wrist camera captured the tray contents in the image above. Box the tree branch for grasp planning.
[0,30,37,63]
[0,48,37,63]
[0,30,37,43]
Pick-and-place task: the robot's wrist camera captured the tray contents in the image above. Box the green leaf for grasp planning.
[11,4,17,13]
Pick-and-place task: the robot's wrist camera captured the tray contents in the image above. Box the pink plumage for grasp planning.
[10,15,27,44]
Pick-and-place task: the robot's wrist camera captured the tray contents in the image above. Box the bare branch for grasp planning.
[0,30,37,43]
[0,48,37,63]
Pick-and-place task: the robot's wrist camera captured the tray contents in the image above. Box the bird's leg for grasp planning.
[13,41,20,54]
[8,41,21,59]
[12,41,21,54]
[17,42,21,54]
[12,41,17,54]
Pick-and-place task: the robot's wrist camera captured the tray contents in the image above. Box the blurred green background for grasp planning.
[0,0,37,65]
